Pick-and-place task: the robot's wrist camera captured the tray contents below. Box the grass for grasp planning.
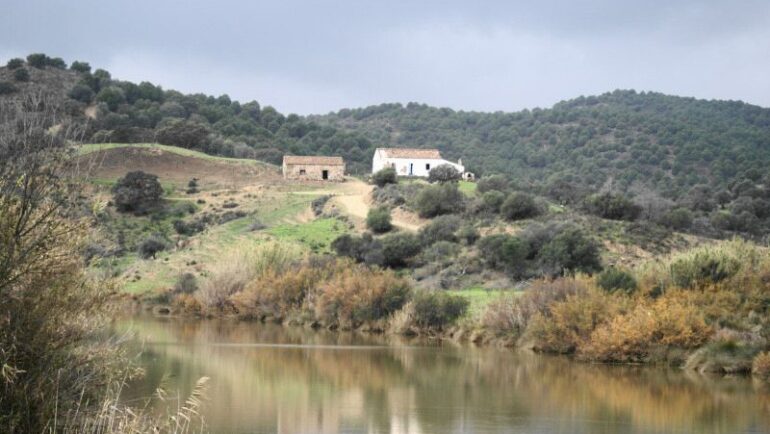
[267,218,349,253]
[458,180,477,196]
[77,142,271,166]
[453,287,521,316]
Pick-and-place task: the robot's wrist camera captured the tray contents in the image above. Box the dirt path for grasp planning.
[329,178,426,231]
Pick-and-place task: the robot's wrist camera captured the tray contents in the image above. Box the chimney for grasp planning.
[458,158,463,166]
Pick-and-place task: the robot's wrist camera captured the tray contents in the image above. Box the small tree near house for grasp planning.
[112,171,164,214]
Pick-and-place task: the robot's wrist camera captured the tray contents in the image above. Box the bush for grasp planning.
[6,57,24,69]
[26,53,49,68]
[380,232,422,267]
[70,60,91,73]
[138,235,167,259]
[311,195,331,216]
[13,68,29,82]
[366,206,392,233]
[48,57,66,69]
[412,291,469,329]
[68,83,94,103]
[478,234,529,276]
[539,227,602,276]
[419,215,461,245]
[501,192,541,220]
[112,171,163,214]
[669,250,741,289]
[174,273,199,294]
[0,81,16,95]
[173,218,207,236]
[96,86,126,111]
[414,183,465,218]
[372,167,397,187]
[314,266,411,327]
[457,225,480,245]
[481,190,506,213]
[753,352,770,380]
[596,267,637,294]
[584,193,642,221]
[427,164,461,183]
[419,240,461,264]
[660,207,693,230]
[477,174,509,194]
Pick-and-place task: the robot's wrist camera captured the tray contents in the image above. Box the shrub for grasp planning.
[419,215,461,245]
[412,291,469,329]
[427,164,461,183]
[6,57,24,69]
[380,232,422,267]
[477,234,529,276]
[669,250,741,289]
[173,218,207,236]
[457,225,480,245]
[477,174,509,194]
[68,83,94,103]
[13,68,30,82]
[112,171,163,214]
[481,190,506,213]
[539,227,602,276]
[420,240,461,264]
[596,268,637,294]
[414,183,465,218]
[753,352,770,380]
[372,167,397,187]
[26,53,49,68]
[584,193,642,221]
[138,235,167,259]
[70,60,91,73]
[501,192,541,220]
[311,195,331,216]
[0,81,16,95]
[186,178,200,194]
[660,207,693,230]
[366,206,393,233]
[314,266,411,327]
[48,57,66,69]
[174,272,199,294]
[96,86,126,111]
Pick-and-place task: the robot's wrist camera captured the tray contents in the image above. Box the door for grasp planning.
[409,163,413,176]
[322,170,329,180]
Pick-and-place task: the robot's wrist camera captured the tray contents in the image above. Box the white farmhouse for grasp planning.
[372,148,466,178]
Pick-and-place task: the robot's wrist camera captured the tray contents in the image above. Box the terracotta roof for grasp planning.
[283,155,345,166]
[377,148,443,159]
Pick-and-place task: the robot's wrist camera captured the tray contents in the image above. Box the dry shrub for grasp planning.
[483,277,589,338]
[313,265,411,328]
[174,293,203,315]
[582,292,712,362]
[196,241,303,310]
[753,352,770,380]
[528,288,623,354]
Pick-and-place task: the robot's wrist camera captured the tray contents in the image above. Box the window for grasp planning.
[426,163,431,170]
[299,169,306,175]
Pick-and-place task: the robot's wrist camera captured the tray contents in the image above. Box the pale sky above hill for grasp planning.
[2,0,769,114]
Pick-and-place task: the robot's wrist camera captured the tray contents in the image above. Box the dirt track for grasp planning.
[329,178,425,231]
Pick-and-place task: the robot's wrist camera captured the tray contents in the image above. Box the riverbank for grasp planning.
[132,239,770,380]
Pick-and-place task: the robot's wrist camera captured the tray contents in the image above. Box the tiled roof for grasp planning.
[283,155,345,166]
[377,148,443,159]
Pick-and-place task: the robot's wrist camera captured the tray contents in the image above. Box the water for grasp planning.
[120,317,770,434]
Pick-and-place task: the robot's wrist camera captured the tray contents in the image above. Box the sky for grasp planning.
[2,0,769,115]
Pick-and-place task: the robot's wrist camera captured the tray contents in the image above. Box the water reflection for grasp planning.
[119,317,770,434]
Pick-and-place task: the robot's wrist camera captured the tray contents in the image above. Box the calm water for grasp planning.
[119,317,770,434]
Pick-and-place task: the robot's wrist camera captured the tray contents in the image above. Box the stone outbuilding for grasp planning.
[282,155,345,181]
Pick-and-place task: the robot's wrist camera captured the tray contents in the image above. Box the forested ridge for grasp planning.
[2,53,770,210]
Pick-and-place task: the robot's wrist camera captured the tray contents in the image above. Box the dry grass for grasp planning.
[753,352,770,380]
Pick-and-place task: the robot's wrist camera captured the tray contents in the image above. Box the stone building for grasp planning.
[282,155,345,181]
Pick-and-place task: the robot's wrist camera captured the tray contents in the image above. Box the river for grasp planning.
[119,316,770,434]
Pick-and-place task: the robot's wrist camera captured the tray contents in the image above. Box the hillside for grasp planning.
[3,53,770,238]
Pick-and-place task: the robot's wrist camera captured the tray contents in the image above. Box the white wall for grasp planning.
[372,151,464,177]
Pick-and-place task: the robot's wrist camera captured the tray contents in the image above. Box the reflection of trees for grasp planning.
[119,318,770,434]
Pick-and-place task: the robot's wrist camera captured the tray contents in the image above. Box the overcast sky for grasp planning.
[2,0,769,114]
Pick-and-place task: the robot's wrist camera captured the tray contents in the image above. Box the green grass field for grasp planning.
[77,143,271,167]
[267,218,349,253]
[458,180,477,196]
[453,287,522,316]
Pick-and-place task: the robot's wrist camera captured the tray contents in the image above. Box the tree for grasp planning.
[13,68,29,82]
[414,183,465,218]
[583,193,641,221]
[6,58,24,69]
[501,192,541,220]
[96,86,126,111]
[70,61,91,73]
[366,206,393,233]
[68,83,95,103]
[138,235,167,259]
[481,190,505,213]
[539,227,602,276]
[26,53,49,68]
[477,174,509,194]
[372,167,397,187]
[428,164,461,183]
[48,57,67,69]
[112,171,164,214]
[156,119,211,149]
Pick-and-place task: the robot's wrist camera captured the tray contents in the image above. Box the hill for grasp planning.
[3,53,770,238]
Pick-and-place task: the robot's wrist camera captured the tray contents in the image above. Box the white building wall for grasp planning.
[372,150,464,177]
